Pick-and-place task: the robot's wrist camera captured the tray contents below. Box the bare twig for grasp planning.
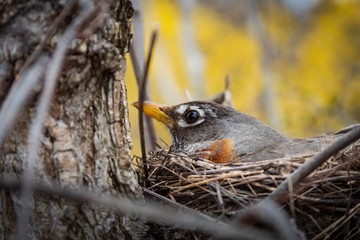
[0,177,269,240]
[179,0,205,99]
[237,200,304,240]
[18,0,78,77]
[208,74,234,107]
[313,203,360,240]
[0,0,80,144]
[143,187,223,224]
[145,132,360,238]
[0,62,14,105]
[130,0,145,85]
[171,170,259,195]
[266,125,360,204]
[16,1,94,238]
[138,25,159,186]
[130,0,157,151]
[0,56,47,144]
[185,88,193,101]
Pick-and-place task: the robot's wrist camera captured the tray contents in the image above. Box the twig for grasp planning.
[0,177,269,240]
[18,0,78,77]
[130,0,157,151]
[0,57,47,144]
[266,125,360,204]
[186,88,193,101]
[288,176,296,219]
[146,132,360,238]
[0,62,14,105]
[143,187,223,225]
[130,0,145,86]
[215,181,226,213]
[16,1,94,238]
[344,144,355,235]
[313,203,360,240]
[237,200,304,240]
[131,47,158,151]
[170,170,256,194]
[138,25,159,186]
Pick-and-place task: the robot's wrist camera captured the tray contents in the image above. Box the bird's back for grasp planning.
[237,124,358,162]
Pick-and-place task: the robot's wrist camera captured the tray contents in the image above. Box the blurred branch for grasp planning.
[208,75,234,108]
[0,0,80,144]
[143,187,219,222]
[179,0,205,99]
[237,200,305,240]
[18,0,78,77]
[0,177,269,240]
[130,0,145,70]
[0,62,14,105]
[0,57,47,144]
[312,203,360,240]
[16,0,96,238]
[138,25,159,186]
[130,0,157,151]
[245,0,281,130]
[185,88,193,101]
[266,125,360,204]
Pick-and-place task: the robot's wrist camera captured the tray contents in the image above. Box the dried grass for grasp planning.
[142,140,360,239]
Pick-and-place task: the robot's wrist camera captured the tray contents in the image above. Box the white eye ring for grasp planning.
[176,105,205,127]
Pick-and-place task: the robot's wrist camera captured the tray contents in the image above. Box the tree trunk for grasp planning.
[0,0,145,239]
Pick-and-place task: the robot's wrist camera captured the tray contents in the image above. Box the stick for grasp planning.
[0,177,268,240]
[266,125,360,204]
[17,0,78,77]
[138,25,159,186]
[0,57,47,144]
[130,0,157,151]
[237,200,304,240]
[16,1,94,238]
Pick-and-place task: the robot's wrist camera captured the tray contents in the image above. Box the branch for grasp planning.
[18,0,78,77]
[130,0,158,151]
[138,25,159,186]
[0,56,47,144]
[236,200,304,240]
[0,178,269,240]
[16,0,95,238]
[266,125,360,204]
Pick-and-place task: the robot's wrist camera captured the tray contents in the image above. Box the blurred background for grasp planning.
[126,0,360,156]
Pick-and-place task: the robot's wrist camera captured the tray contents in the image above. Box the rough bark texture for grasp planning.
[0,0,145,239]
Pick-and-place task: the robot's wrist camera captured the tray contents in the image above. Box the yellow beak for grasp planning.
[132,101,174,127]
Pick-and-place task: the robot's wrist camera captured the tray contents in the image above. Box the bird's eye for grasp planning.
[184,110,200,124]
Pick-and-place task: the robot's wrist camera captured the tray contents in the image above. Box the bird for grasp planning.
[132,101,348,163]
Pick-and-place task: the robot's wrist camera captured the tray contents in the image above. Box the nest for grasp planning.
[142,140,360,240]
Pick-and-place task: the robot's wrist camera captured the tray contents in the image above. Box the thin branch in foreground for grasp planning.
[16,0,95,238]
[312,203,360,240]
[266,125,360,204]
[130,0,145,86]
[0,0,80,144]
[0,178,269,240]
[18,0,78,77]
[236,200,304,240]
[143,187,224,226]
[0,56,47,144]
[130,0,157,151]
[138,25,159,186]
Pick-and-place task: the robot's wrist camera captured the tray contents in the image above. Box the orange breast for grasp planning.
[202,139,234,163]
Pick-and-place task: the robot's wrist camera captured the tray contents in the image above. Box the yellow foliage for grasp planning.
[192,6,263,116]
[126,1,360,156]
[282,1,360,136]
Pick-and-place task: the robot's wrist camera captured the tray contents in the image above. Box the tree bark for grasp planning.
[0,0,145,239]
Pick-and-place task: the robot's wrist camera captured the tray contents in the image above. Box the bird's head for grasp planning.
[132,101,260,152]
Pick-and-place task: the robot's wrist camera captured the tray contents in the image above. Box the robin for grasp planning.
[133,101,346,163]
